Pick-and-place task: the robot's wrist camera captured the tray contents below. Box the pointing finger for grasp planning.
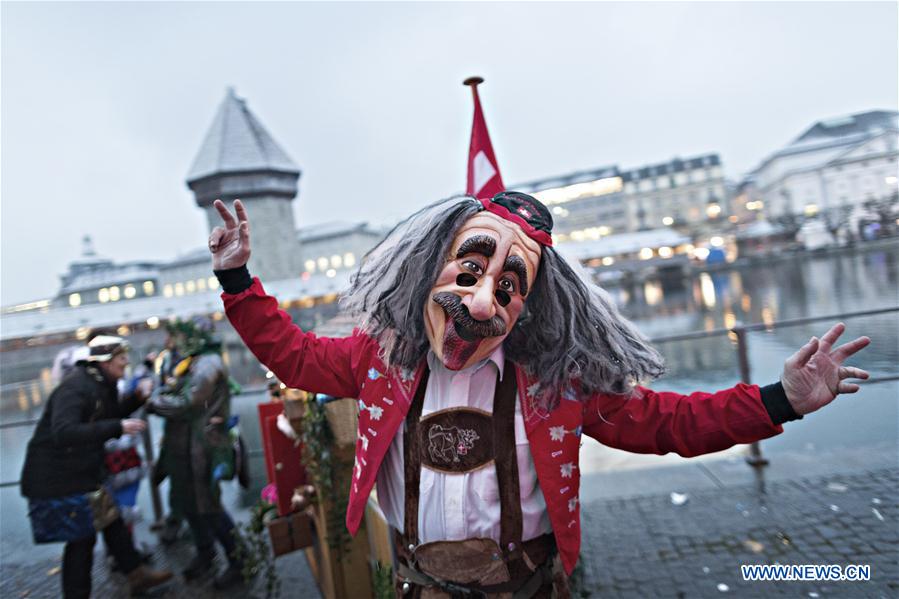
[214,199,237,228]
[818,322,845,353]
[234,199,248,224]
[792,337,819,368]
[832,336,871,363]
[838,366,869,380]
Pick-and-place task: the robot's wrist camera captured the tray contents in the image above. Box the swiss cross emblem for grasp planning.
[517,207,532,218]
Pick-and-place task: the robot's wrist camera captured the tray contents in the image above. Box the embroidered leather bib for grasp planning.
[403,362,523,557]
[420,408,494,473]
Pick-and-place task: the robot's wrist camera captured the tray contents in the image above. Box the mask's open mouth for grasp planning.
[441,314,482,370]
[431,291,507,370]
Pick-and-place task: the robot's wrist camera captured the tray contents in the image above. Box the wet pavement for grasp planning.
[2,446,896,598]
[575,449,898,598]
[0,521,320,598]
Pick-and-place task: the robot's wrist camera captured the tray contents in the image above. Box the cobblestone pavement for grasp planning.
[0,524,320,599]
[3,467,896,598]
[576,467,898,598]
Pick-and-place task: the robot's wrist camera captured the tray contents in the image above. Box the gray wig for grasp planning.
[342,195,665,401]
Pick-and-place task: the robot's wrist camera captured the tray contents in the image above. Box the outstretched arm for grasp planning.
[210,200,371,399]
[582,383,784,457]
[582,322,870,457]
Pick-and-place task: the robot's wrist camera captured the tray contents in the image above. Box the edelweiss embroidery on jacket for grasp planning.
[358,399,383,420]
[549,425,582,442]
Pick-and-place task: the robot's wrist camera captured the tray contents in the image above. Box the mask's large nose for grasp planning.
[464,278,497,322]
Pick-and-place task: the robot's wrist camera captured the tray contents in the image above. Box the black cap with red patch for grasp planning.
[480,191,554,246]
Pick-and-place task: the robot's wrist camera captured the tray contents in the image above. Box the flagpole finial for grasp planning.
[463,76,484,87]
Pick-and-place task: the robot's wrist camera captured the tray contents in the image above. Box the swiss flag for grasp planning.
[464,77,505,199]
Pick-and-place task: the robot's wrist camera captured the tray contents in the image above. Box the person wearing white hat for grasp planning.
[21,335,173,597]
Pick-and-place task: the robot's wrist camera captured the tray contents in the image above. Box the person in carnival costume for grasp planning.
[149,317,245,588]
[209,194,870,597]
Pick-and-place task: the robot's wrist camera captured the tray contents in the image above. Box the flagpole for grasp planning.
[463,76,504,198]
[463,76,484,101]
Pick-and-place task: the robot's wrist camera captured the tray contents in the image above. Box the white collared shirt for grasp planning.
[375,346,552,543]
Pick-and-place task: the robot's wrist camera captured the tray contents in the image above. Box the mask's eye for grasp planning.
[498,278,517,294]
[461,260,483,275]
[456,273,477,287]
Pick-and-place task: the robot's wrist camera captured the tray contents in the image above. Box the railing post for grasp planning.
[734,325,769,468]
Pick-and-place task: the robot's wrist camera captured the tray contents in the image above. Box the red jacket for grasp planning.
[223,279,783,574]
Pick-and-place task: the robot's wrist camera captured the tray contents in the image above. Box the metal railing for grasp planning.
[1,306,896,497]
[649,305,899,467]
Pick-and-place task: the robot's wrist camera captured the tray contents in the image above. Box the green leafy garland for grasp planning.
[232,499,281,598]
[299,398,352,556]
[372,562,394,599]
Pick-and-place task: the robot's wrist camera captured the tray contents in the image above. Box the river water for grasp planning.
[2,243,897,564]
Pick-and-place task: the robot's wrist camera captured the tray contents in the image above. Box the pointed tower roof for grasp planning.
[186,88,299,184]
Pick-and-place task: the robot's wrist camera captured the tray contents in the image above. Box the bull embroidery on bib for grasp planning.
[428,424,480,464]
[418,407,494,474]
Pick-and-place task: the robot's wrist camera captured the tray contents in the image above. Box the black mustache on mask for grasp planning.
[432,292,507,339]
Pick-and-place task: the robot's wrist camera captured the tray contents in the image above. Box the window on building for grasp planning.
[207,276,219,290]
[344,253,356,267]
[143,280,155,295]
[69,293,82,307]
[163,284,174,298]
[317,257,328,271]
[305,259,316,273]
[108,286,121,302]
[98,288,110,303]
[174,282,185,296]
[197,277,207,291]
[330,255,342,268]
[123,285,136,299]
[185,280,196,293]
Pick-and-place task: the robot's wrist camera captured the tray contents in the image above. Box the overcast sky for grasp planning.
[2,1,896,306]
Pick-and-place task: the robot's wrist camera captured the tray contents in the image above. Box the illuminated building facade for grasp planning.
[622,154,727,231]
[749,110,899,220]
[513,154,728,241]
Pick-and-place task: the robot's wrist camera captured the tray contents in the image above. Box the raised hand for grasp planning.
[781,322,871,416]
[208,199,251,270]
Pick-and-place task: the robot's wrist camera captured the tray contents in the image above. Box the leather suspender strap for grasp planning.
[493,360,524,574]
[403,366,430,548]
[402,361,522,558]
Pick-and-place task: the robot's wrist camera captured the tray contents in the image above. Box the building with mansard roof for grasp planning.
[749,110,898,219]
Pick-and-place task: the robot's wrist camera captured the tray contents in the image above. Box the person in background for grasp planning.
[21,335,173,598]
[149,317,245,589]
[149,331,188,545]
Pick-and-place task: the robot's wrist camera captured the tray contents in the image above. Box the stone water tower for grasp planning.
[186,88,302,281]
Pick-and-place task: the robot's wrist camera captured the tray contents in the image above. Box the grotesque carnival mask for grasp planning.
[425,192,553,370]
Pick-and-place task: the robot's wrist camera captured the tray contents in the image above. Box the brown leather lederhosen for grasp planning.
[393,364,562,599]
